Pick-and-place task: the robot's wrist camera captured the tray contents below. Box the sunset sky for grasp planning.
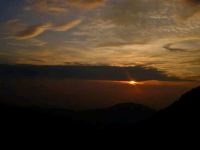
[0,0,200,109]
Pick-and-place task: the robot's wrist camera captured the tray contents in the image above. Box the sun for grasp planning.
[118,80,142,86]
[128,80,137,85]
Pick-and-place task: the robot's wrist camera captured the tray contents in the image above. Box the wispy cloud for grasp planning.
[68,0,106,9]
[14,19,82,40]
[24,0,106,14]
[7,39,47,48]
[24,0,68,14]
[163,38,200,52]
[163,43,188,52]
[15,23,52,40]
[52,19,82,31]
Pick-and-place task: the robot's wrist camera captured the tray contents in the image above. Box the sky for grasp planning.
[0,0,200,109]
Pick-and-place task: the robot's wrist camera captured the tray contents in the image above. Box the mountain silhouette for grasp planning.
[138,86,200,135]
[77,103,155,125]
[150,86,199,123]
[0,86,199,134]
[0,102,155,131]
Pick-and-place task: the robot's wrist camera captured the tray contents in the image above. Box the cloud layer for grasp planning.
[0,0,200,81]
[0,64,181,81]
[25,0,106,14]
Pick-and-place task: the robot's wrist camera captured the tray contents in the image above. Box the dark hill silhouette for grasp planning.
[149,86,200,124]
[138,86,200,135]
[0,102,155,131]
[77,103,155,125]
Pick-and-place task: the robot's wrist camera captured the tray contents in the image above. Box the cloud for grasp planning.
[0,19,27,38]
[0,64,182,81]
[24,0,68,14]
[1,0,200,81]
[15,23,52,40]
[29,59,46,63]
[174,0,200,18]
[7,39,47,48]
[96,40,149,48]
[52,19,82,31]
[96,42,135,48]
[15,19,82,40]
[68,0,106,9]
[163,39,200,52]
[184,0,200,5]
[163,43,188,52]
[25,0,106,14]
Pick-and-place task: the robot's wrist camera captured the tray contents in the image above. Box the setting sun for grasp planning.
[129,81,138,85]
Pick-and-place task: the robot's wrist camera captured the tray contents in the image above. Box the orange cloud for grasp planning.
[25,0,106,14]
[24,0,67,14]
[15,19,82,40]
[15,23,52,40]
[68,0,106,9]
[52,19,82,31]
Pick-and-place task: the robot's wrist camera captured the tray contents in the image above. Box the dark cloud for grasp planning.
[0,64,181,81]
[163,39,200,52]
[179,0,200,18]
[163,43,188,52]
[184,0,200,5]
[29,59,46,63]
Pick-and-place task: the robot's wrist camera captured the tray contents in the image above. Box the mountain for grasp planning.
[77,103,155,125]
[140,86,200,134]
[0,86,199,135]
[0,102,155,131]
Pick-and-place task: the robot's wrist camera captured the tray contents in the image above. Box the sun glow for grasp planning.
[128,80,138,85]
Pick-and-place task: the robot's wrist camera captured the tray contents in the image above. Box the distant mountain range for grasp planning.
[0,102,155,129]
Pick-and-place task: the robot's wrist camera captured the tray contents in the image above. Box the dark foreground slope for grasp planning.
[141,86,200,134]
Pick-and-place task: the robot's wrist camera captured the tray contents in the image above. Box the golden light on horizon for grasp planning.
[117,80,142,86]
[128,80,138,85]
